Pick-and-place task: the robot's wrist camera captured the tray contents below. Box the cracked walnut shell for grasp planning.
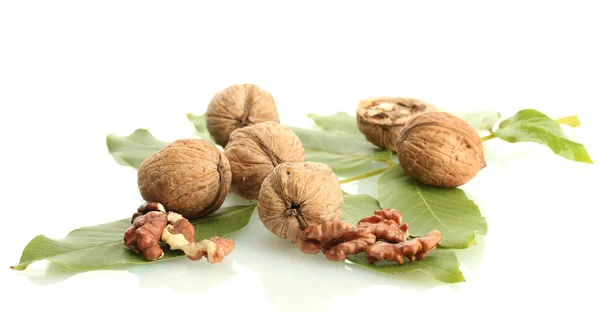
[257,162,343,242]
[206,83,280,147]
[137,139,232,219]
[224,121,304,200]
[357,96,437,151]
[397,112,485,187]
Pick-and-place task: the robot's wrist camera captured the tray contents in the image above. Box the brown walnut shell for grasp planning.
[257,162,343,242]
[356,96,437,151]
[224,121,304,200]
[137,139,232,219]
[206,83,280,147]
[396,112,485,188]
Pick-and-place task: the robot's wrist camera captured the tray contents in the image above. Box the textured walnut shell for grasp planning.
[397,112,485,187]
[138,139,232,219]
[357,96,437,151]
[206,83,280,147]
[257,162,343,242]
[224,121,304,200]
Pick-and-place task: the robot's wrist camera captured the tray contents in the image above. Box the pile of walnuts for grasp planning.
[125,83,484,266]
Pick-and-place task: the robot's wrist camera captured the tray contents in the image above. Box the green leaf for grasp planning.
[348,249,465,283]
[307,112,363,136]
[12,205,256,271]
[555,115,581,127]
[459,110,501,132]
[341,192,465,283]
[495,109,593,164]
[186,113,216,143]
[106,129,168,169]
[290,126,392,172]
[377,166,487,249]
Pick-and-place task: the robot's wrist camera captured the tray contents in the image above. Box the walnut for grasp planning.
[124,211,168,261]
[323,228,376,261]
[356,96,437,151]
[224,121,304,200]
[365,230,443,264]
[295,221,376,261]
[131,201,165,223]
[137,139,232,219]
[357,208,409,243]
[257,162,344,242]
[206,83,280,147]
[396,112,486,187]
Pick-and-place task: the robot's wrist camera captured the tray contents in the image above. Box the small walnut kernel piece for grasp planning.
[138,139,232,218]
[365,230,443,264]
[357,96,437,151]
[206,83,280,147]
[357,208,409,243]
[323,229,376,261]
[124,211,168,261]
[295,221,355,254]
[131,201,165,223]
[225,121,304,200]
[397,112,485,187]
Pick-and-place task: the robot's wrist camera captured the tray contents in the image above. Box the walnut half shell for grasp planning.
[257,162,343,242]
[396,112,485,187]
[356,96,437,151]
[137,139,232,219]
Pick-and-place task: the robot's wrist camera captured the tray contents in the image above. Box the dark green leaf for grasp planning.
[12,205,256,271]
[495,109,593,163]
[290,127,392,172]
[106,129,168,169]
[307,112,363,136]
[459,110,501,132]
[186,113,216,143]
[348,249,465,283]
[377,166,487,249]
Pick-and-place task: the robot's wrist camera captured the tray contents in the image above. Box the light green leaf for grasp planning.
[186,113,216,143]
[377,166,487,249]
[348,249,465,283]
[555,115,581,127]
[12,205,256,271]
[460,110,501,132]
[495,109,593,163]
[307,112,363,136]
[106,129,168,169]
[340,193,383,224]
[290,126,392,172]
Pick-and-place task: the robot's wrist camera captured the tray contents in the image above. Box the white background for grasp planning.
[1,1,599,311]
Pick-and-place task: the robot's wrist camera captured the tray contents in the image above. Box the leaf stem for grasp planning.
[339,166,391,184]
[480,133,496,142]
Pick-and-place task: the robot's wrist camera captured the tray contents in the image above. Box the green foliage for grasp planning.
[459,110,501,132]
[106,129,167,169]
[496,109,593,163]
[307,112,363,136]
[12,205,255,271]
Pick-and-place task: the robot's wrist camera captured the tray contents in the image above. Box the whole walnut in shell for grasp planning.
[224,121,304,200]
[138,139,232,219]
[206,83,280,147]
[396,112,485,187]
[257,162,343,242]
[357,96,437,151]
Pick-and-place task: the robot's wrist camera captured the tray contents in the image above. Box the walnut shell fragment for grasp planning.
[397,112,486,187]
[138,139,232,219]
[224,121,304,200]
[356,96,437,151]
[206,83,280,147]
[257,162,343,242]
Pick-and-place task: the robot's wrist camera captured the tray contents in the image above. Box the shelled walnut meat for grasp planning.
[257,162,344,242]
[206,83,280,147]
[397,112,486,187]
[357,96,437,151]
[137,139,232,219]
[224,121,304,200]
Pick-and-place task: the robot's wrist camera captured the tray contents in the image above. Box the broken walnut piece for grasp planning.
[161,212,235,263]
[131,201,166,223]
[124,211,168,261]
[323,228,376,261]
[357,208,409,243]
[365,230,442,264]
[295,221,376,261]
